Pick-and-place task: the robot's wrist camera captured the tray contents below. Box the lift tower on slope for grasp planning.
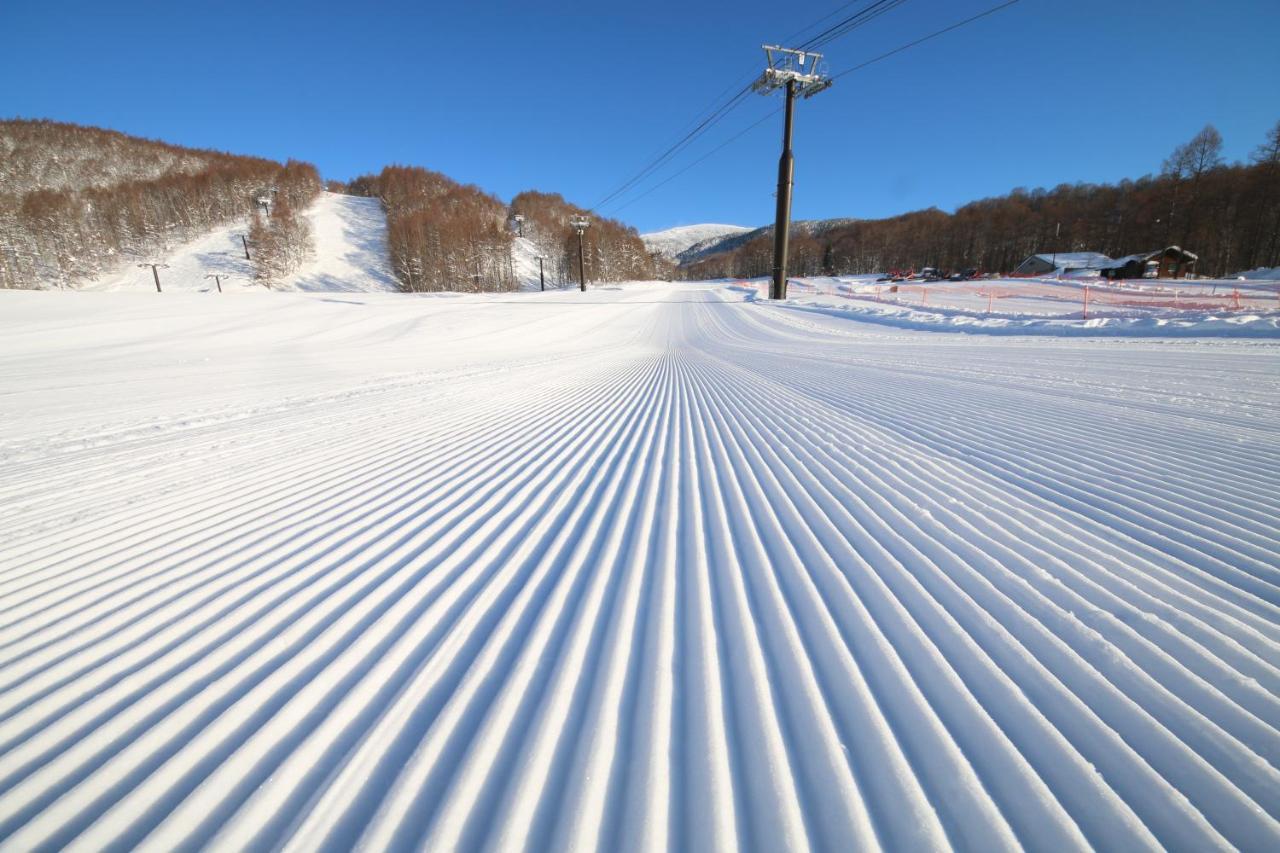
[754,45,831,301]
[571,216,591,292]
[138,262,170,293]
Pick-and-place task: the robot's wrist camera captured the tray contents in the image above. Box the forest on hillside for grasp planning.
[682,121,1280,280]
[510,191,667,287]
[0,119,321,289]
[343,166,516,292]
[341,170,665,293]
[0,119,661,294]
[12,117,1274,293]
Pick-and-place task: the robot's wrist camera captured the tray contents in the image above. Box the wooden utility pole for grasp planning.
[754,45,831,300]
[138,262,169,293]
[537,255,546,291]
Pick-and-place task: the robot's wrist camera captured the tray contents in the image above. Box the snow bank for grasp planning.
[1234,266,1280,281]
[753,277,1280,338]
[780,299,1280,338]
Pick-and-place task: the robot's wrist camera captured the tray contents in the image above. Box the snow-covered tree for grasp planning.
[251,196,314,284]
[0,118,320,289]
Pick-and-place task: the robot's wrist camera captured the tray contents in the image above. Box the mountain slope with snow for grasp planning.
[512,235,559,291]
[82,192,400,293]
[650,218,863,267]
[641,223,751,261]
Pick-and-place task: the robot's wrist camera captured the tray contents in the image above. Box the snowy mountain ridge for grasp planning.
[647,218,863,267]
[641,224,751,261]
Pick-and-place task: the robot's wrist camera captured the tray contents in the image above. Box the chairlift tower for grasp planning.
[138,262,170,293]
[571,216,590,292]
[512,213,526,238]
[754,45,831,300]
[256,186,279,218]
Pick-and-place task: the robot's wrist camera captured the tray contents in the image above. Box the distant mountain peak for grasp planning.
[641,224,751,261]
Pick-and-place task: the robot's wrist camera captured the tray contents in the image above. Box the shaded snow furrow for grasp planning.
[1,284,1278,852]
[684,358,1279,846]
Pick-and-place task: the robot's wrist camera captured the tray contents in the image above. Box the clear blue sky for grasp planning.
[3,0,1278,233]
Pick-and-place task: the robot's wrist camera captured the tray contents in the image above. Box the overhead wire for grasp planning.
[594,0,1018,215]
[796,0,910,51]
[780,0,867,46]
[829,0,1018,79]
[607,108,784,216]
[588,82,755,212]
[594,1,914,214]
[589,2,904,213]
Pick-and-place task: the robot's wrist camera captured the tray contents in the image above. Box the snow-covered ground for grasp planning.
[641,223,752,261]
[511,234,563,291]
[2,282,1279,850]
[770,275,1280,338]
[82,192,399,293]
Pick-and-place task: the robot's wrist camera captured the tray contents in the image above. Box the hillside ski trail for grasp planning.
[1,284,1278,851]
[79,192,399,293]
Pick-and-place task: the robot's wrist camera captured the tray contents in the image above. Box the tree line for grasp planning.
[0,119,321,289]
[249,190,316,285]
[682,121,1280,280]
[340,170,666,292]
[510,191,668,287]
[342,166,515,292]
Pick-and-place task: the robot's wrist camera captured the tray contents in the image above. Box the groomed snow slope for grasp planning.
[83,191,399,293]
[2,283,1279,851]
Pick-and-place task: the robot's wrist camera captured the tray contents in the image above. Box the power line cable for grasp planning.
[668,71,760,141]
[781,0,865,45]
[603,0,1022,211]
[590,0,908,214]
[606,107,783,216]
[798,0,909,51]
[589,83,755,212]
[593,0,1012,216]
[830,0,1020,79]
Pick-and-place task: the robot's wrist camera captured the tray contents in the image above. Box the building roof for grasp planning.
[1099,254,1148,269]
[1099,246,1199,268]
[1027,252,1114,270]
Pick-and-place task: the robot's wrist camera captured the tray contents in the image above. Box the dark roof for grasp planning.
[1100,246,1199,268]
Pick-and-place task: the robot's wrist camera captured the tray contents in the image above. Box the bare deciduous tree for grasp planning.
[684,122,1280,280]
[0,119,321,290]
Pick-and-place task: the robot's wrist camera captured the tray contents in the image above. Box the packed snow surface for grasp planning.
[641,223,752,261]
[82,191,399,293]
[772,275,1280,338]
[2,282,1279,851]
